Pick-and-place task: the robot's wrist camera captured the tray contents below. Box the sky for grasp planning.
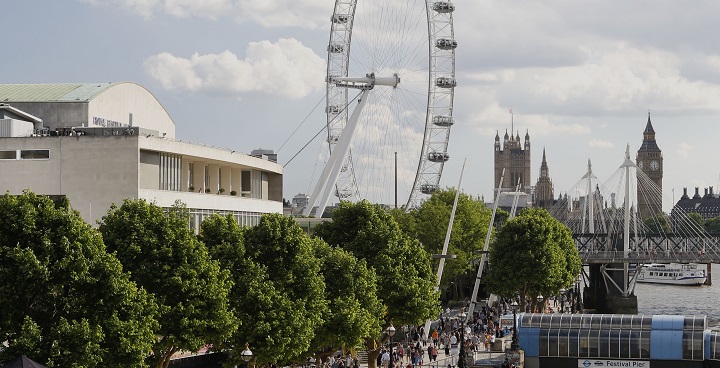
[5,0,720,212]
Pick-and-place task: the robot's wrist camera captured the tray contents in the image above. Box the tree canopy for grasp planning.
[310,242,383,353]
[313,200,439,365]
[485,208,582,312]
[405,189,493,295]
[675,211,704,237]
[705,216,720,234]
[99,200,235,368]
[643,213,670,234]
[201,214,329,365]
[0,191,158,368]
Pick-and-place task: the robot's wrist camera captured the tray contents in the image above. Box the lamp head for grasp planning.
[386,324,396,337]
[241,343,253,362]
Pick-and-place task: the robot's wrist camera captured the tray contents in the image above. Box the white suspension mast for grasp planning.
[303,74,400,217]
[422,158,466,340]
[509,177,522,219]
[466,168,505,321]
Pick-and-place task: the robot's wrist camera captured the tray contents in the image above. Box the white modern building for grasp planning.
[0,83,283,230]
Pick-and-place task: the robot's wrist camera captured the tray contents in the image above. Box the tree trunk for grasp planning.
[157,347,178,368]
[366,339,380,368]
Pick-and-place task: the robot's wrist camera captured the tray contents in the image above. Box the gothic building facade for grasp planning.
[494,130,531,195]
[636,114,663,219]
[534,148,555,209]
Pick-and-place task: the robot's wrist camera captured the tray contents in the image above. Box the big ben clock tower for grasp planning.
[636,113,663,220]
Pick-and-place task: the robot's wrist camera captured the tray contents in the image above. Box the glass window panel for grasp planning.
[579,330,590,357]
[557,329,569,357]
[20,149,49,159]
[539,328,550,356]
[639,331,650,359]
[684,317,696,331]
[611,330,621,357]
[0,150,16,159]
[548,330,560,356]
[628,331,640,359]
[598,330,611,358]
[618,330,629,358]
[683,331,694,360]
[568,329,580,357]
[588,330,599,358]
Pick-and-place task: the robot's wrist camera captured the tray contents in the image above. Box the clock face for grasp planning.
[638,161,644,169]
[650,160,659,171]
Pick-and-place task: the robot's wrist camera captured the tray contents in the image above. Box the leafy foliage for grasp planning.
[704,216,720,234]
[314,200,439,329]
[643,213,671,234]
[485,208,581,312]
[310,242,383,353]
[407,189,493,293]
[0,191,157,368]
[675,211,704,237]
[202,214,328,365]
[99,200,235,368]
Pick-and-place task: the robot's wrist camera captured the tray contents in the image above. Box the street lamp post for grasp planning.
[239,343,253,368]
[510,301,519,350]
[536,295,544,313]
[386,324,396,343]
[458,310,467,368]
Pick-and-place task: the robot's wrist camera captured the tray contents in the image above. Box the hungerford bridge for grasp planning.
[540,145,720,313]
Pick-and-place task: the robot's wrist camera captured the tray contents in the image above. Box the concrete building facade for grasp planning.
[0,83,282,230]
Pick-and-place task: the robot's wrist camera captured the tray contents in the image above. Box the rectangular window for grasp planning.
[241,170,251,197]
[20,149,50,159]
[0,150,16,160]
[188,162,194,189]
[158,153,182,191]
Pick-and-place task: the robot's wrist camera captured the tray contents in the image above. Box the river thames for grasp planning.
[634,263,720,329]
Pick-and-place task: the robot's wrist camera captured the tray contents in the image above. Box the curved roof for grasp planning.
[0,83,118,102]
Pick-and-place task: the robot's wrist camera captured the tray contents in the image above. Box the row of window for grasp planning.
[522,314,707,332]
[537,329,704,360]
[0,149,50,160]
[187,208,262,233]
[521,314,654,330]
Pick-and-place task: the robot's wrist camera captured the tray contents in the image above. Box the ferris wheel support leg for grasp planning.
[304,89,371,217]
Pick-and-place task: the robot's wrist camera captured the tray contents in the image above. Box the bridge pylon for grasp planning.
[580,147,639,313]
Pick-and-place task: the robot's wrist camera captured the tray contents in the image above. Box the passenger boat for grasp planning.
[636,263,707,285]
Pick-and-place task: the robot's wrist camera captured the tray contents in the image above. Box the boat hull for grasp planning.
[636,276,706,286]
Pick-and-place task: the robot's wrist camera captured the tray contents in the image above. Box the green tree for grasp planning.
[201,214,328,366]
[675,211,704,237]
[313,201,439,367]
[99,200,235,368]
[0,191,158,368]
[485,208,581,312]
[704,216,720,234]
[409,189,493,297]
[310,242,383,355]
[643,213,670,234]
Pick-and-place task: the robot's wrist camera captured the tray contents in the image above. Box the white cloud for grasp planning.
[589,139,615,149]
[676,143,693,158]
[144,38,326,99]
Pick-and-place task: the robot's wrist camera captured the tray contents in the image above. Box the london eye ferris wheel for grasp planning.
[304,0,457,216]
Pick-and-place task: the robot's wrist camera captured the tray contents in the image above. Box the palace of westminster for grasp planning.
[493,114,720,221]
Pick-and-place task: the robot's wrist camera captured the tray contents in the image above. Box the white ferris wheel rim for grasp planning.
[324,0,457,210]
